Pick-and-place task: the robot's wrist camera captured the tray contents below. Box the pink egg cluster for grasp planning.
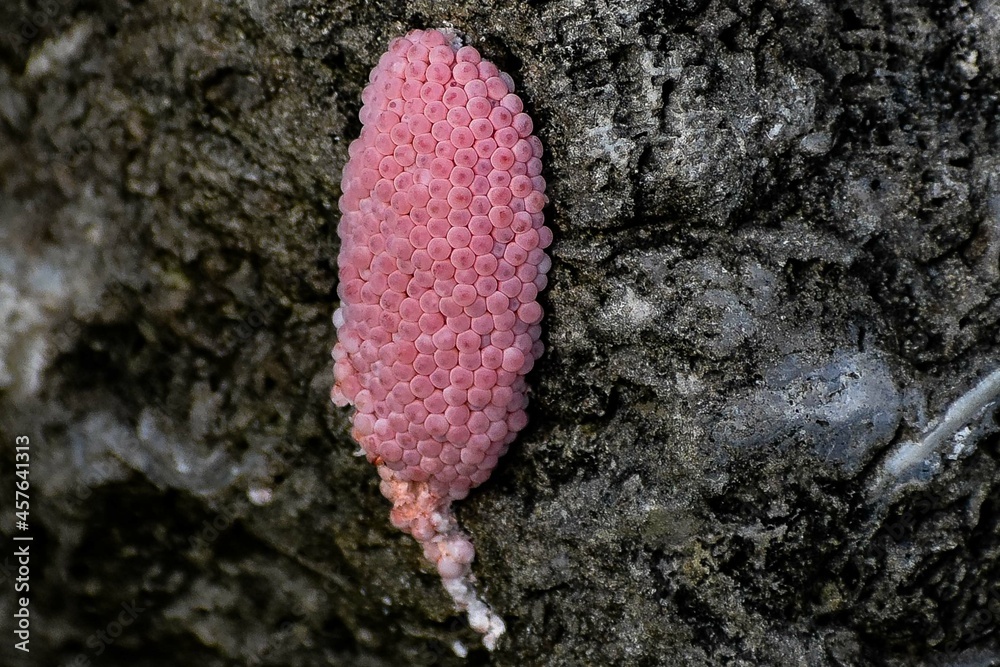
[332,28,550,505]
[330,28,549,648]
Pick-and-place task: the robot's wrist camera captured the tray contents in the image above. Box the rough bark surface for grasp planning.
[2,0,1000,665]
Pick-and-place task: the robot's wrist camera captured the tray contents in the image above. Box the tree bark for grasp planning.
[2,0,1000,665]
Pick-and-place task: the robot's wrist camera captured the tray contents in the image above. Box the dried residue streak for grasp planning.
[331,28,550,649]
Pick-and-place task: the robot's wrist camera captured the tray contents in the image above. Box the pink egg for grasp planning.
[331,29,549,650]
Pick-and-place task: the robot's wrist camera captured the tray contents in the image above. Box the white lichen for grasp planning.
[875,367,1000,493]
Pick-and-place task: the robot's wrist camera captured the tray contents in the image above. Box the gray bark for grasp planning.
[2,0,1000,665]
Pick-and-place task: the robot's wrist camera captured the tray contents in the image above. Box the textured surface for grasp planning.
[331,27,549,648]
[3,0,1000,666]
[333,28,548,500]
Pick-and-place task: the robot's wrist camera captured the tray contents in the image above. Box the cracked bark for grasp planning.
[2,0,1000,665]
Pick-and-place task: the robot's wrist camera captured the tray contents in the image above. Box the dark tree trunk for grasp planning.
[2,0,999,665]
